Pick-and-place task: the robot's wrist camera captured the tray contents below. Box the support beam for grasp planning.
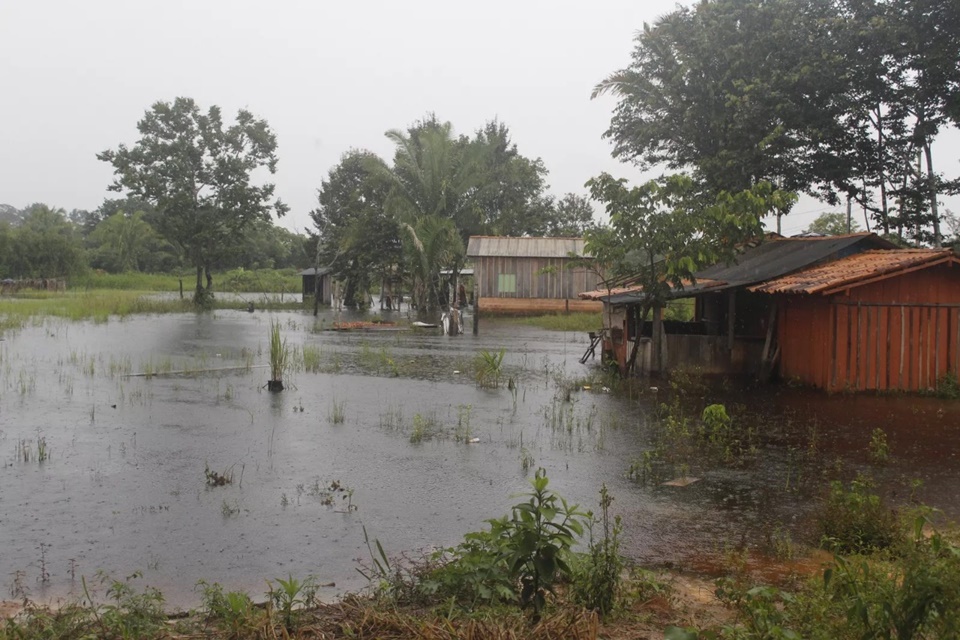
[727,289,736,352]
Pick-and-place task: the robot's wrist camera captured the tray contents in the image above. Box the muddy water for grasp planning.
[2,307,959,608]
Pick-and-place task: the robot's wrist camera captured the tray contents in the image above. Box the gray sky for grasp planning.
[2,0,957,237]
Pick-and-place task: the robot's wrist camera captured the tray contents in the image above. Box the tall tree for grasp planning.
[98,97,288,304]
[311,149,402,308]
[373,117,478,318]
[547,193,596,236]
[586,175,795,373]
[7,204,87,278]
[803,211,861,236]
[470,120,553,237]
[595,0,960,245]
[87,210,168,272]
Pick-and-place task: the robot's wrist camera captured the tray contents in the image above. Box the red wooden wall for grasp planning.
[778,264,960,392]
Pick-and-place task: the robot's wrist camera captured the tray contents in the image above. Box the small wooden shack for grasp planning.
[752,248,960,392]
[300,267,333,305]
[466,236,602,314]
[583,233,960,391]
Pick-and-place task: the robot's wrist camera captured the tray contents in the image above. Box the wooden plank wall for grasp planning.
[829,303,960,392]
[474,256,600,299]
[778,265,960,392]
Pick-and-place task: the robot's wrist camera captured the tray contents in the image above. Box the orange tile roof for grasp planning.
[749,249,958,295]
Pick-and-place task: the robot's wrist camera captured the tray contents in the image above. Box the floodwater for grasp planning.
[2,304,960,609]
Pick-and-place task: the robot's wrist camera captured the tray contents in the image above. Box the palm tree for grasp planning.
[372,118,482,320]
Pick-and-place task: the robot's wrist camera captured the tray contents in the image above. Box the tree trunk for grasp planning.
[924,142,941,247]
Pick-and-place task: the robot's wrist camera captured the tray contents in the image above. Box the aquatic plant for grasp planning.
[328,399,346,424]
[475,348,506,388]
[302,343,323,373]
[454,404,472,442]
[268,318,289,392]
[204,463,234,487]
[519,447,535,473]
[868,427,890,464]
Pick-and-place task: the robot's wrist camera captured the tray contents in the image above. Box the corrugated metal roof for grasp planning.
[466,236,588,258]
[576,233,896,303]
[694,233,896,290]
[300,267,333,276]
[750,249,959,294]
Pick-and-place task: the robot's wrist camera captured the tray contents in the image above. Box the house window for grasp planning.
[498,273,517,294]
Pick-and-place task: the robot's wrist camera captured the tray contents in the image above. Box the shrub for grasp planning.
[818,474,900,554]
[570,484,624,618]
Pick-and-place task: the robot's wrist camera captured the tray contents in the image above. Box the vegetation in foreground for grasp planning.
[4,462,959,639]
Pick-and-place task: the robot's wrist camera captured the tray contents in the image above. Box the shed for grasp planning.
[466,236,602,314]
[580,233,897,380]
[300,267,333,305]
[751,248,960,392]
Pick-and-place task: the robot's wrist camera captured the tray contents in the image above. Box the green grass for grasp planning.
[0,288,306,335]
[69,268,302,293]
[517,312,602,332]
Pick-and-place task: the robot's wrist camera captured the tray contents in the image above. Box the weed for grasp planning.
[570,484,624,618]
[491,468,587,616]
[519,447,535,474]
[454,404,472,442]
[221,499,240,517]
[268,318,289,391]
[302,343,323,372]
[328,399,346,424]
[475,348,506,388]
[819,474,900,554]
[197,580,268,637]
[868,427,890,464]
[204,463,234,487]
[409,412,441,443]
[266,574,319,631]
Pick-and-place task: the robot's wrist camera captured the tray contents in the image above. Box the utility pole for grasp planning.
[846,196,852,234]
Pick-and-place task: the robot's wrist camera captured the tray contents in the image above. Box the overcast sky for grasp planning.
[2,0,957,237]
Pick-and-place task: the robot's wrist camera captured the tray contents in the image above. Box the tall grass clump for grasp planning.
[268,319,289,392]
[475,348,505,388]
[302,344,323,373]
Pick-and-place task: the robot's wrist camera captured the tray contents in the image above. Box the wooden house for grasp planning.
[751,248,960,392]
[300,267,333,305]
[568,234,960,391]
[466,236,602,314]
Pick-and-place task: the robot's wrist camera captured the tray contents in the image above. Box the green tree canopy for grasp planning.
[803,212,861,236]
[98,97,288,304]
[5,204,87,279]
[311,149,402,308]
[596,0,960,246]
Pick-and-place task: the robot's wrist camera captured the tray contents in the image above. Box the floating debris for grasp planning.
[663,476,700,487]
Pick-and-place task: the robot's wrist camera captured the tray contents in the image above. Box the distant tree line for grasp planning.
[0,200,309,281]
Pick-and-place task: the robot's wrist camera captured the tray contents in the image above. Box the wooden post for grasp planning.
[727,289,736,352]
[759,301,778,381]
[652,304,664,372]
[473,297,480,335]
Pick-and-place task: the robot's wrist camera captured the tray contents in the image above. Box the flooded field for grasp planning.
[2,305,960,608]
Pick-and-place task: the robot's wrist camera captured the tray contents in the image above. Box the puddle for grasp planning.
[2,306,959,608]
